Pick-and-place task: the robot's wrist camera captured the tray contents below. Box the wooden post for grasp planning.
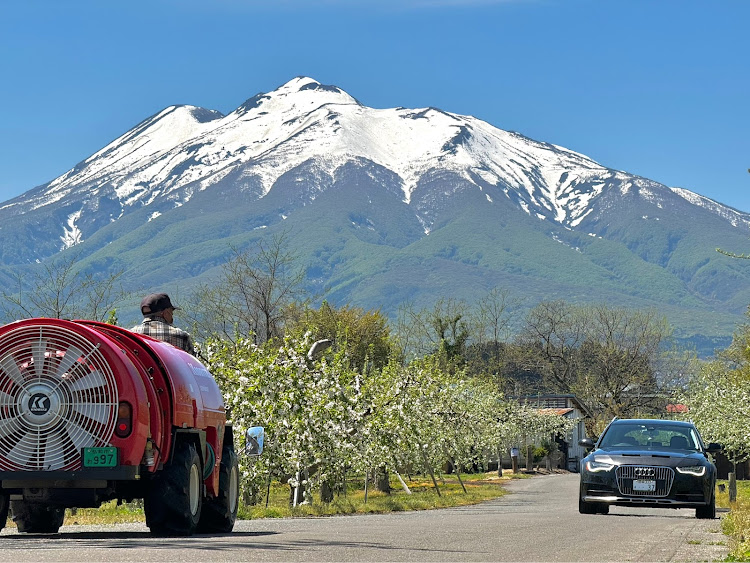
[455,470,467,494]
[447,453,467,493]
[729,472,737,503]
[265,472,272,508]
[420,448,441,496]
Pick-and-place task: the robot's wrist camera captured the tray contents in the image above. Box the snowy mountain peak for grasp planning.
[235,76,359,117]
[5,77,747,257]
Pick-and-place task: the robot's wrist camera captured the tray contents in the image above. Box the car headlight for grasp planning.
[585,459,615,472]
[676,465,707,477]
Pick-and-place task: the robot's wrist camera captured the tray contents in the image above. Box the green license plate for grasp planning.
[83,447,118,468]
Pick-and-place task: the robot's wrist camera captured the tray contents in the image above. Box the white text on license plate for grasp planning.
[633,479,656,492]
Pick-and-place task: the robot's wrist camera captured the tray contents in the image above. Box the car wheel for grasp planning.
[579,497,599,514]
[696,489,716,519]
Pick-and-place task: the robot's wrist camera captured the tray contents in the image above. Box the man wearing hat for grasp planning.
[131,293,195,355]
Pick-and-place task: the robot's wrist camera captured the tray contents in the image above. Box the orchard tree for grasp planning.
[357,355,450,493]
[683,360,750,463]
[204,332,362,505]
[682,320,750,463]
[205,316,580,507]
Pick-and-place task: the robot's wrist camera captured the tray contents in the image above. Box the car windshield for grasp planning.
[599,422,700,451]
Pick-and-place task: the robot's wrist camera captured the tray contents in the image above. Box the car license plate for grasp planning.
[633,479,656,492]
[83,447,118,468]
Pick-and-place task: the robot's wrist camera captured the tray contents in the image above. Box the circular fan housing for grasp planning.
[0,319,148,472]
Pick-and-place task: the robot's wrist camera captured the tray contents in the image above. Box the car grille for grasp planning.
[616,465,674,497]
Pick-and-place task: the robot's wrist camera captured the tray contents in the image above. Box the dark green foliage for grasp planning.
[288,301,395,371]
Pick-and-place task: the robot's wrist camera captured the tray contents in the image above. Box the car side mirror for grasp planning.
[245,426,264,456]
[578,438,596,450]
[705,442,722,454]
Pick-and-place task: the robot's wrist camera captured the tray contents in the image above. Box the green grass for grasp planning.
[2,471,522,528]
[239,471,523,519]
[717,480,750,561]
[1,500,147,529]
[63,501,147,525]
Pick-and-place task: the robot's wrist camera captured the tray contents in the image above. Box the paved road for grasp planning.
[0,473,728,562]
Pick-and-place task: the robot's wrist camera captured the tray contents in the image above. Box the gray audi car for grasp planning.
[578,418,721,518]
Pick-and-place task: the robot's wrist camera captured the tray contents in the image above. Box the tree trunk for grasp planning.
[320,480,334,503]
[375,466,391,494]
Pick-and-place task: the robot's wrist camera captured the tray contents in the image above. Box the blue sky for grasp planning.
[1,0,748,210]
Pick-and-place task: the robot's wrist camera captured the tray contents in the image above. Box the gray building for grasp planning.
[518,394,592,472]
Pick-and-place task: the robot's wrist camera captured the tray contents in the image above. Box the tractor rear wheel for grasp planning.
[198,445,240,533]
[145,441,203,535]
[11,501,64,533]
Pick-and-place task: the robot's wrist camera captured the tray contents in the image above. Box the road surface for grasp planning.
[0,473,728,562]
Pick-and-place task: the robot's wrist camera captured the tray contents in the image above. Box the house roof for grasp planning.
[515,394,593,418]
[537,407,575,417]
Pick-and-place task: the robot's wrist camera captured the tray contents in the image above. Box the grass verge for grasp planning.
[239,471,526,519]
[717,479,750,561]
[0,471,525,528]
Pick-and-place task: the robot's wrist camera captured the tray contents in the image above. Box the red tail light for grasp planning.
[115,402,133,438]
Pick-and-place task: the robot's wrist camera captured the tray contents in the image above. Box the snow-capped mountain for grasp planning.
[3,77,680,244]
[1,77,749,351]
